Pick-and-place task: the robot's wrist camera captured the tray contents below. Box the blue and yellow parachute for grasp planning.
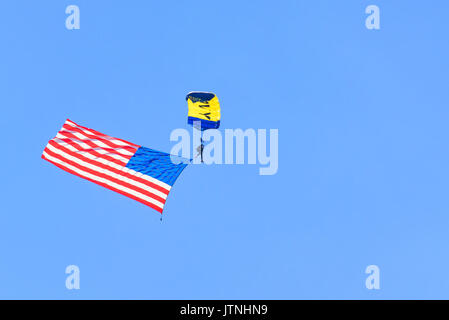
[186,92,220,131]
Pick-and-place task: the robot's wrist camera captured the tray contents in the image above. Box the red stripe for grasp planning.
[43,146,166,206]
[57,131,133,160]
[62,124,139,153]
[54,137,129,167]
[53,138,169,194]
[48,140,169,197]
[66,119,140,147]
[42,154,163,213]
[59,127,136,157]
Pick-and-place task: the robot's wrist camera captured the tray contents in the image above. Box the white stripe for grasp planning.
[42,151,165,209]
[65,120,108,138]
[58,130,135,156]
[63,122,138,148]
[124,167,172,191]
[52,138,171,191]
[45,144,168,202]
[47,143,169,199]
[55,134,131,163]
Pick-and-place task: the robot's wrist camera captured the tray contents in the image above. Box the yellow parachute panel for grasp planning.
[186,92,220,130]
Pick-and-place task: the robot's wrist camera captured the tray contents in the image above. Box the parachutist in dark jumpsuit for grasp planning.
[196,140,204,163]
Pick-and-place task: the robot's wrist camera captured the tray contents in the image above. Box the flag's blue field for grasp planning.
[1,1,449,299]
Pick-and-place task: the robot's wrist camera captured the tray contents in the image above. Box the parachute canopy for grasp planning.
[186,92,220,130]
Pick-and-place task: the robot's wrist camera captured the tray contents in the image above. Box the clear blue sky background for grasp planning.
[1,1,449,299]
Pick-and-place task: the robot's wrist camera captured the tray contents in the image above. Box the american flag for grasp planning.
[42,119,189,214]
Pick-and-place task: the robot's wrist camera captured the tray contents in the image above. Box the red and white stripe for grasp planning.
[42,119,171,213]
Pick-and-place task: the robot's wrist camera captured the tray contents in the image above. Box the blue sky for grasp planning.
[1,0,449,299]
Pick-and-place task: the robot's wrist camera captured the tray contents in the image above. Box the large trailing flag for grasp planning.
[42,119,189,213]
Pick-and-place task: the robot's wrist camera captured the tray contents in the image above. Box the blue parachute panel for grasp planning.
[188,117,220,130]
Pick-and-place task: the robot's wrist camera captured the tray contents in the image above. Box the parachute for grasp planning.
[186,92,221,162]
[186,92,221,130]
